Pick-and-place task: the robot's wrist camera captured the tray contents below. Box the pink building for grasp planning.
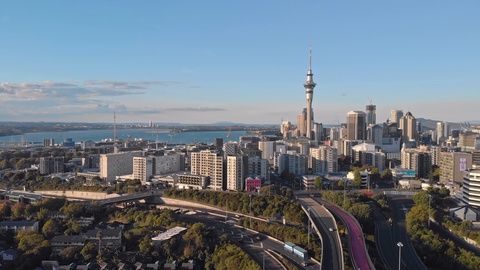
[245,177,262,193]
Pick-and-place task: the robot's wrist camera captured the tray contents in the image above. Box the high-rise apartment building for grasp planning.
[39,157,65,175]
[100,151,143,183]
[346,111,366,140]
[461,167,480,207]
[310,146,338,174]
[458,131,480,151]
[351,143,386,172]
[133,156,154,183]
[367,124,383,146]
[313,122,323,142]
[154,153,183,175]
[436,122,450,145]
[401,145,431,179]
[258,140,275,160]
[247,156,269,181]
[399,111,417,142]
[226,156,244,191]
[223,141,240,159]
[190,150,224,190]
[439,152,472,184]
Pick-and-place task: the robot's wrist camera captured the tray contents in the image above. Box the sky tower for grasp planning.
[303,45,316,139]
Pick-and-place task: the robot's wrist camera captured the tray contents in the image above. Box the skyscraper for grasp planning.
[366,103,376,126]
[346,111,366,140]
[389,110,403,124]
[303,45,316,139]
[399,111,417,142]
[297,108,307,137]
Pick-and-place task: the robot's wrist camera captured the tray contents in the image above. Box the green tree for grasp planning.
[60,246,79,262]
[61,202,84,218]
[37,207,49,221]
[381,169,393,182]
[314,177,323,190]
[139,235,153,255]
[353,170,362,188]
[81,242,96,261]
[42,219,58,238]
[17,231,49,257]
[11,202,26,219]
[0,203,11,218]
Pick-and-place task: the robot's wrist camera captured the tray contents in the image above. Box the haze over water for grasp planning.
[0,129,247,145]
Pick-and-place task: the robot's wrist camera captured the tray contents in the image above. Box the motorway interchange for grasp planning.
[162,206,321,270]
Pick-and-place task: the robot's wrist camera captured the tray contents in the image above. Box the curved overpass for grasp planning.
[321,200,374,270]
[298,197,344,270]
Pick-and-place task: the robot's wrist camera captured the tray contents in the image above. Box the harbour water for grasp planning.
[0,129,248,145]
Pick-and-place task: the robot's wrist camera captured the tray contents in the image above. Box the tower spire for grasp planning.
[309,41,312,74]
[303,43,316,140]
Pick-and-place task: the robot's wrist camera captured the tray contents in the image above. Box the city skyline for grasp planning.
[0,1,479,125]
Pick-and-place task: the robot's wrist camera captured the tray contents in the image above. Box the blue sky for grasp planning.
[0,1,479,125]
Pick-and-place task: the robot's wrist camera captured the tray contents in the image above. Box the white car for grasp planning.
[329,227,334,232]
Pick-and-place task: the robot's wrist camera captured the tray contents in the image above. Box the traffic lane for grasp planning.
[178,212,320,269]
[389,196,427,270]
[373,208,398,270]
[322,200,371,270]
[299,198,342,270]
[178,214,283,269]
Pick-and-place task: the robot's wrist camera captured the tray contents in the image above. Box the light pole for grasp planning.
[307,207,311,245]
[428,194,432,227]
[249,194,252,228]
[397,242,403,270]
[343,178,347,206]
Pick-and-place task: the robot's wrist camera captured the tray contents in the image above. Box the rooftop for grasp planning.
[152,226,187,242]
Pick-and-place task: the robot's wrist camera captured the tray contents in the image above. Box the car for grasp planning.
[301,262,307,266]
[329,227,334,232]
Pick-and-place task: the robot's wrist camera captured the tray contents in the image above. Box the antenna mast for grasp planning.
[113,110,118,154]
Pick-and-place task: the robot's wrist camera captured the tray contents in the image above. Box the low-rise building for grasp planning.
[50,235,86,254]
[85,228,123,249]
[0,220,39,234]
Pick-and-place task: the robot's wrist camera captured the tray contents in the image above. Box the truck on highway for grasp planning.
[293,245,309,260]
[284,242,295,253]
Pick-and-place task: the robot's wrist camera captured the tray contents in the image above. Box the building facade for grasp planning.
[190,150,224,190]
[461,168,480,207]
[346,111,366,141]
[100,151,143,183]
[439,152,473,184]
[399,111,417,142]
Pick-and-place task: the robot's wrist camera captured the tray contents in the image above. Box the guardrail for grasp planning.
[301,205,324,269]
[320,199,375,270]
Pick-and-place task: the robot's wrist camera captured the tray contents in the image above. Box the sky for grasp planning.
[0,1,479,125]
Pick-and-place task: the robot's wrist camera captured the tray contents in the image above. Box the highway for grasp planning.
[321,199,374,270]
[373,208,398,270]
[298,196,343,270]
[389,195,427,270]
[158,203,320,270]
[98,191,153,205]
